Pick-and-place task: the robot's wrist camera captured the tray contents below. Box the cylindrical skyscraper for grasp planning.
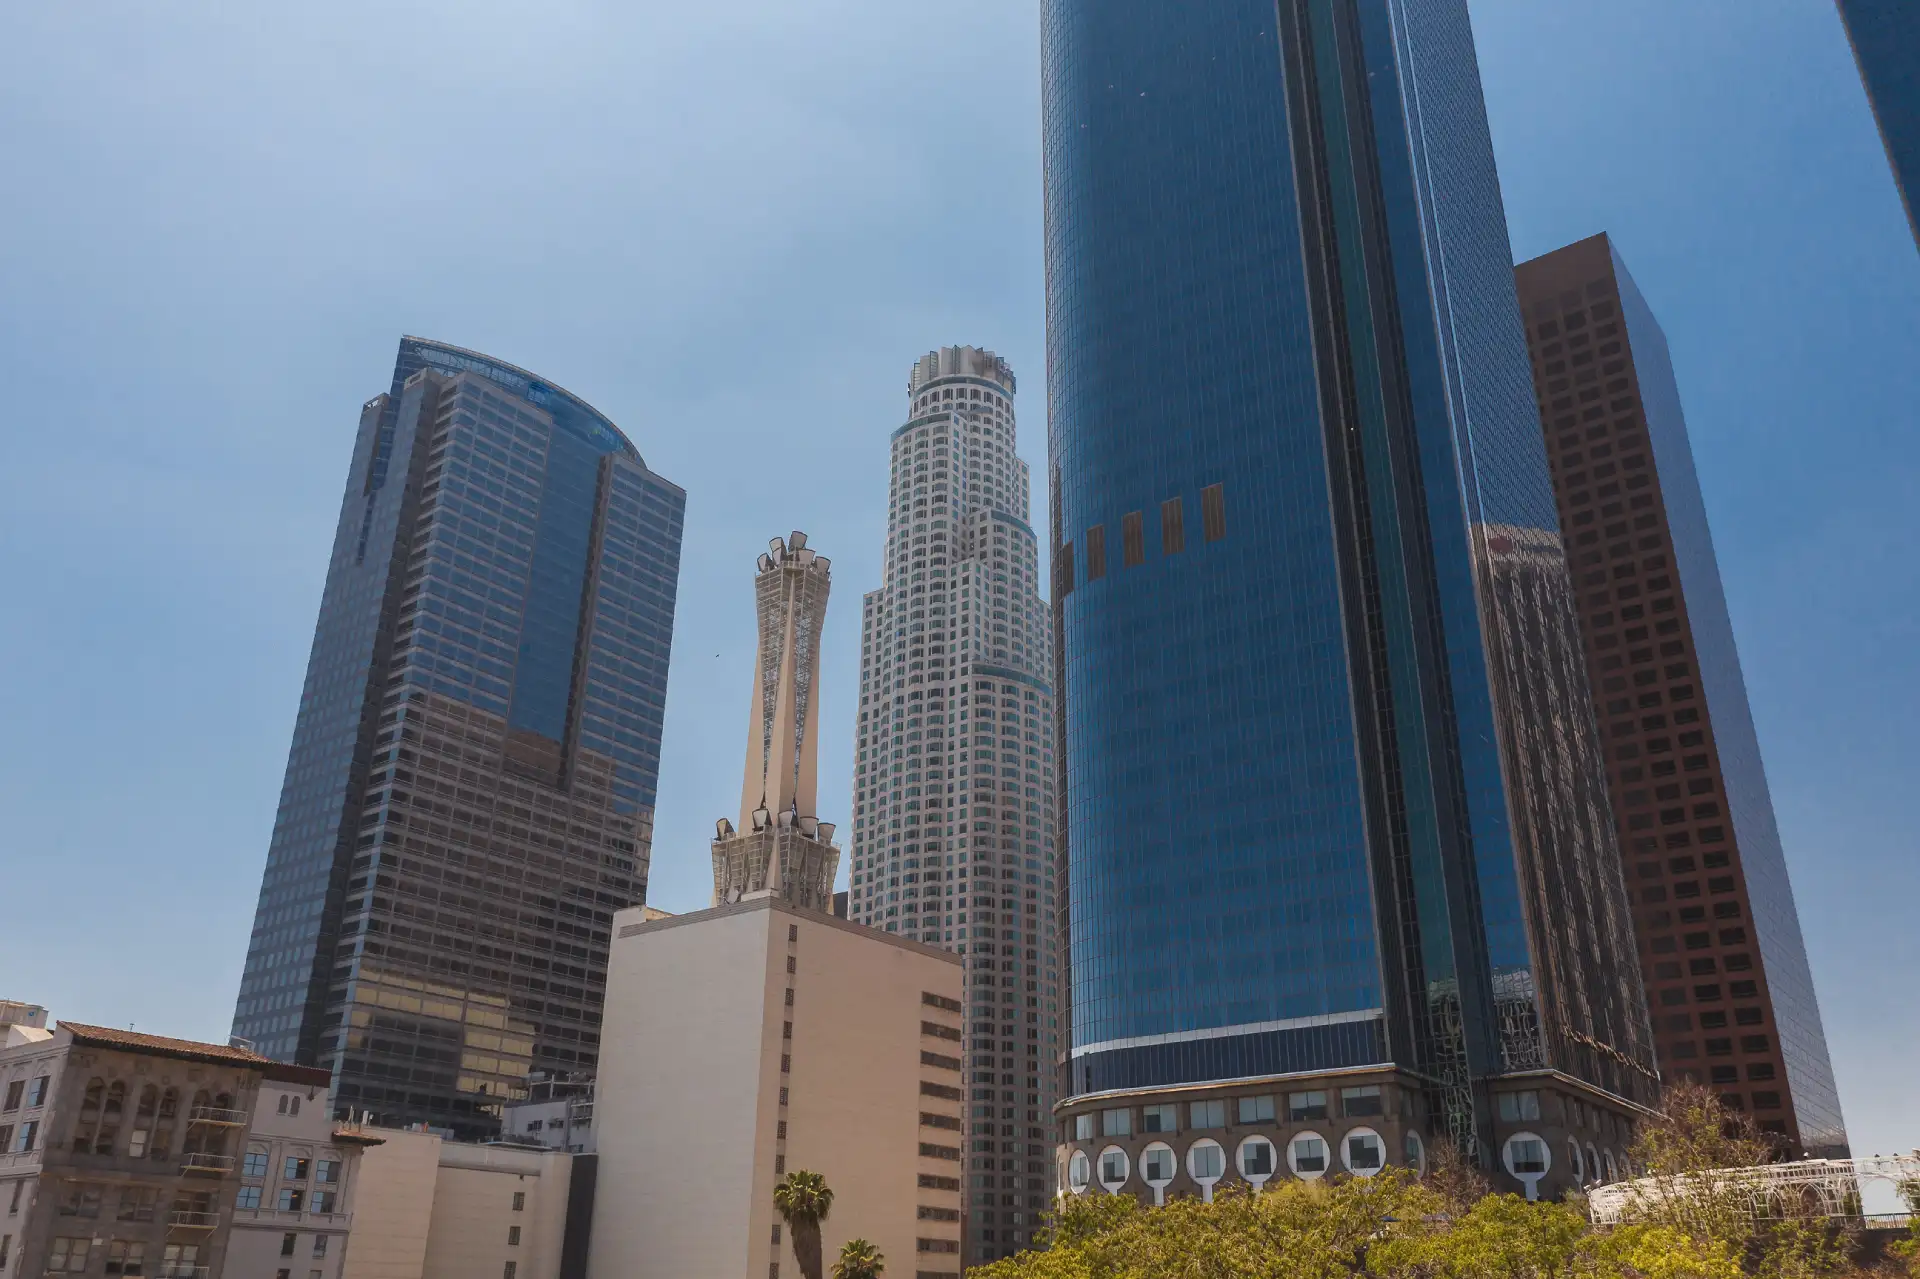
[232,337,685,1137]
[845,347,1061,1261]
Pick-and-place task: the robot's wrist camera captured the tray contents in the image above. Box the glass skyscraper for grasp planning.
[233,337,684,1137]
[1837,0,1920,248]
[1045,0,1656,1199]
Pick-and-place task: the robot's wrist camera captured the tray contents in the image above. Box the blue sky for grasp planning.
[1,0,1913,1160]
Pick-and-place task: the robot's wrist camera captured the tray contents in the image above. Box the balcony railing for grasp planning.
[154,1266,210,1279]
[167,1210,218,1230]
[179,1152,234,1175]
[187,1106,247,1127]
[233,1208,352,1227]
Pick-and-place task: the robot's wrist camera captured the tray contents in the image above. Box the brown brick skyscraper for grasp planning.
[1514,235,1848,1157]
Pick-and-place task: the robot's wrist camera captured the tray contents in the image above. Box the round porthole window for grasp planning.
[1342,1127,1385,1177]
[1068,1149,1091,1195]
[1404,1129,1427,1176]
[1502,1131,1551,1200]
[1187,1139,1226,1202]
[1236,1135,1278,1190]
[1602,1149,1618,1184]
[1288,1131,1329,1180]
[1569,1138,1586,1185]
[1140,1142,1177,1205]
[1097,1145,1130,1194]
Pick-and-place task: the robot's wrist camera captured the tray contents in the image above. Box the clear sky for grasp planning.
[1,0,1913,1160]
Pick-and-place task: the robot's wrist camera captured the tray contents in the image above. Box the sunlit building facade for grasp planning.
[232,337,684,1137]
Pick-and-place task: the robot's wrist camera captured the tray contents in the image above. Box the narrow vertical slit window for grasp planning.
[1201,484,1226,542]
[1056,543,1075,596]
[1121,513,1144,567]
[1161,498,1185,554]
[1086,526,1107,581]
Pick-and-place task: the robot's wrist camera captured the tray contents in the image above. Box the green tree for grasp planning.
[775,1169,835,1279]
[833,1237,886,1279]
[1887,1178,1919,1277]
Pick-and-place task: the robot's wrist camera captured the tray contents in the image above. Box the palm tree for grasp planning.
[832,1238,885,1279]
[773,1170,835,1279]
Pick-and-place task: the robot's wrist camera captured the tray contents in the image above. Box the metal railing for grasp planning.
[187,1106,248,1126]
[167,1210,218,1230]
[179,1152,235,1175]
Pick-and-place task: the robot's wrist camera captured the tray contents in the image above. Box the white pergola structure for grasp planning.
[1588,1152,1920,1225]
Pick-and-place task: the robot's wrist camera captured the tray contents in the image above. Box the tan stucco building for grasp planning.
[339,1128,581,1279]
[589,895,965,1279]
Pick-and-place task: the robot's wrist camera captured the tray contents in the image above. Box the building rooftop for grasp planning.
[57,1022,277,1069]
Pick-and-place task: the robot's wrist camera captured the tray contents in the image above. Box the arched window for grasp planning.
[288,1096,300,1117]
[72,1078,106,1153]
[130,1086,158,1159]
[151,1089,179,1161]
[97,1082,126,1154]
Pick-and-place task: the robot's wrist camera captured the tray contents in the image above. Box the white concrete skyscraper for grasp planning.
[712,532,839,912]
[845,346,1060,1263]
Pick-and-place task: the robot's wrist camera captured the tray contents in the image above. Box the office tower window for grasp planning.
[1121,512,1144,567]
[1236,1096,1274,1124]
[1160,498,1185,554]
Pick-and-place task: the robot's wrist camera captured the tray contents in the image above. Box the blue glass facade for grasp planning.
[233,338,683,1136]
[1046,0,1655,1157]
[1838,0,1920,247]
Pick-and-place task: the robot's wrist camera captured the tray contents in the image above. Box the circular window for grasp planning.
[1068,1149,1091,1195]
[1140,1142,1176,1204]
[1343,1127,1386,1177]
[1501,1132,1551,1199]
[1097,1145,1130,1194]
[1602,1149,1618,1183]
[1187,1139,1226,1187]
[1404,1129,1427,1176]
[1287,1131,1330,1180]
[1569,1138,1586,1185]
[1586,1143,1601,1184]
[1236,1135,1278,1187]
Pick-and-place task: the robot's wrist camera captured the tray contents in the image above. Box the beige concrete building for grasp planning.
[712,533,840,913]
[590,896,965,1279]
[226,1064,377,1279]
[0,1007,46,1040]
[339,1128,582,1279]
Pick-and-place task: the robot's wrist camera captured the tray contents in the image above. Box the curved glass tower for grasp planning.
[1046,0,1656,1198]
[233,337,685,1137]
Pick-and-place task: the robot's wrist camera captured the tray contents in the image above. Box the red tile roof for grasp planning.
[58,1023,277,1069]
